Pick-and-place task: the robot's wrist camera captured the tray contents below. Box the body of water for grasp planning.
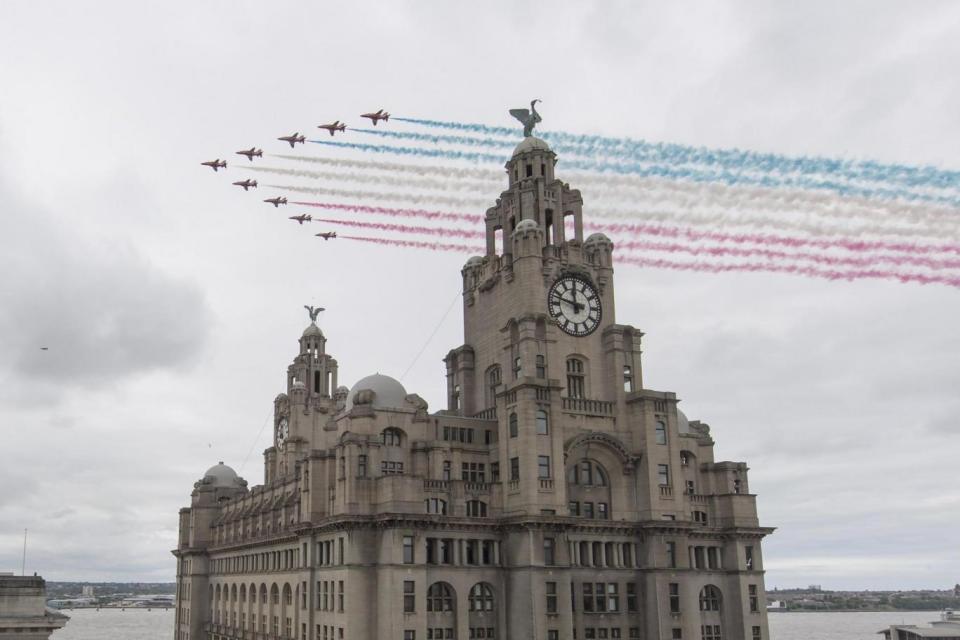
[50,608,937,640]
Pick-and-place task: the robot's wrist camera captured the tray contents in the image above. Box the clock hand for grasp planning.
[561,295,584,313]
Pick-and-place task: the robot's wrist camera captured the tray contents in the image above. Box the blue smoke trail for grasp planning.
[393,116,960,194]
[310,139,960,208]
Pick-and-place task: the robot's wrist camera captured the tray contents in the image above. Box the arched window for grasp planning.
[381,428,403,447]
[283,584,292,606]
[468,583,494,612]
[655,420,667,445]
[240,584,246,602]
[567,459,607,487]
[427,582,455,612]
[466,500,487,518]
[260,584,268,604]
[271,584,279,605]
[566,358,585,398]
[231,584,237,602]
[509,412,518,438]
[699,585,722,611]
[425,498,448,515]
[536,409,549,435]
[487,366,501,406]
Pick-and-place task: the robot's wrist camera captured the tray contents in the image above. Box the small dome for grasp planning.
[677,410,691,434]
[302,323,324,338]
[584,232,612,245]
[203,462,241,488]
[512,136,551,157]
[465,255,485,267]
[345,373,408,411]
[335,385,349,394]
[514,219,539,233]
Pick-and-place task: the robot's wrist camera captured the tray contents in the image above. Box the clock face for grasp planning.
[276,417,289,450]
[547,277,602,336]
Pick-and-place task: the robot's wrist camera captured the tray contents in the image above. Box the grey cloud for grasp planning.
[0,178,211,396]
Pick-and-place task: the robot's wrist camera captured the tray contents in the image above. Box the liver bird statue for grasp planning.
[304,305,325,322]
[509,99,542,137]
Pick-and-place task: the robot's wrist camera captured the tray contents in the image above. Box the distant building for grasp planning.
[173,136,774,640]
[0,572,69,638]
[81,585,95,598]
[880,610,960,640]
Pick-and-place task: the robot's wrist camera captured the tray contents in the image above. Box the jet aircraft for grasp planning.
[315,232,337,241]
[232,179,258,191]
[289,214,313,224]
[264,197,288,207]
[278,132,306,148]
[236,147,263,161]
[317,121,347,136]
[201,159,227,171]
[361,109,390,125]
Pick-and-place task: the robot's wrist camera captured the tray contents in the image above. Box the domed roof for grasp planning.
[302,322,324,338]
[464,255,485,267]
[203,462,241,488]
[677,410,691,434]
[584,232,612,245]
[512,136,551,157]
[513,219,539,233]
[345,373,408,411]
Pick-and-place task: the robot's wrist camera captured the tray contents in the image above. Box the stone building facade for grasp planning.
[173,136,773,640]
[0,573,69,639]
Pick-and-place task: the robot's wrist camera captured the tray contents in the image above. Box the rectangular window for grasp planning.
[548,632,559,640]
[623,543,632,567]
[707,546,719,569]
[667,541,677,568]
[686,480,695,495]
[543,538,555,566]
[568,501,580,517]
[597,502,608,519]
[752,626,761,640]
[403,581,415,613]
[658,464,670,486]
[606,583,620,612]
[491,462,500,482]
[672,630,682,640]
[382,461,405,475]
[655,420,667,445]
[538,455,551,478]
[583,583,594,612]
[513,356,522,379]
[546,582,558,613]
[536,354,546,378]
[630,629,641,639]
[669,583,680,613]
[404,632,416,640]
[442,460,451,481]
[510,457,520,481]
[338,580,344,612]
[482,540,493,564]
[734,479,742,494]
[357,454,367,477]
[623,365,633,392]
[440,539,452,564]
[745,546,754,570]
[626,583,637,612]
[426,538,436,564]
[749,584,759,612]
[403,536,414,564]
[583,502,594,519]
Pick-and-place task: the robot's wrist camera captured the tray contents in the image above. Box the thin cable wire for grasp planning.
[239,408,274,474]
[400,290,462,381]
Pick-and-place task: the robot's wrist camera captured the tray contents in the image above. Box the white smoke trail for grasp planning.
[271,154,500,182]
[269,184,490,209]
[239,165,497,193]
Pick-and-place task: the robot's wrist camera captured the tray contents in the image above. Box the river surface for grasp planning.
[49,608,937,639]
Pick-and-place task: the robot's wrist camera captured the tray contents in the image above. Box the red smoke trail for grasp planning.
[314,218,484,240]
[340,235,483,254]
[293,201,481,224]
[291,201,960,258]
[613,239,960,271]
[615,254,960,289]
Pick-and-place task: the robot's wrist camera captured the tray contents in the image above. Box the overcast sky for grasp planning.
[1,0,958,590]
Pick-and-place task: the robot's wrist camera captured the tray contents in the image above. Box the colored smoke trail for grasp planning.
[340,235,482,254]
[313,218,484,240]
[612,239,960,271]
[291,201,960,257]
[272,154,960,230]
[291,201,482,224]
[312,139,960,207]
[269,184,489,209]
[271,154,500,182]
[238,165,495,193]
[615,254,960,289]
[395,116,960,195]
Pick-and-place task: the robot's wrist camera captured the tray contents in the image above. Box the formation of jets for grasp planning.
[201,109,393,242]
[318,121,347,136]
[361,109,389,125]
[236,147,263,161]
